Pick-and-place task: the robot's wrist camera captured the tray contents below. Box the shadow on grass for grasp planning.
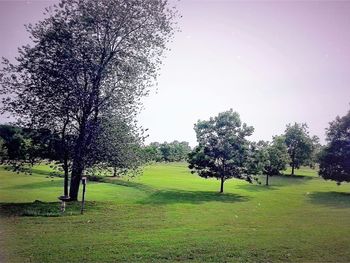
[265,175,314,187]
[103,178,154,193]
[105,178,249,205]
[282,174,315,179]
[235,183,279,192]
[307,191,350,208]
[1,166,61,177]
[138,190,249,205]
[0,200,97,217]
[235,175,313,191]
[30,168,62,178]
[4,180,62,190]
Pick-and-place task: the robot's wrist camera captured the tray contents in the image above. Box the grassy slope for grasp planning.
[1,163,350,262]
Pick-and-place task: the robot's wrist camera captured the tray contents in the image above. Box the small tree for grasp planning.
[251,136,289,185]
[87,115,146,178]
[319,109,350,184]
[188,109,255,193]
[284,123,315,176]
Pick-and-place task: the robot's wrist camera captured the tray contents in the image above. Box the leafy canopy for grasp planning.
[319,109,350,184]
[284,123,317,174]
[188,109,255,192]
[0,0,178,200]
[250,136,289,177]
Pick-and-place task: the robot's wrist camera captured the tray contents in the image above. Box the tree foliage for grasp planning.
[86,115,146,177]
[188,109,255,193]
[284,123,317,175]
[0,0,177,200]
[0,125,62,171]
[319,110,350,184]
[144,141,191,162]
[250,136,289,185]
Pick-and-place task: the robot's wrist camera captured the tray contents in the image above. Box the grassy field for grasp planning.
[1,163,350,262]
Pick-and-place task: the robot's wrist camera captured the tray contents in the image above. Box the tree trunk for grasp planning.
[63,158,69,196]
[266,173,269,186]
[220,177,225,193]
[113,166,117,177]
[69,117,87,201]
[291,152,295,176]
[69,140,85,200]
[61,117,69,197]
[69,164,83,201]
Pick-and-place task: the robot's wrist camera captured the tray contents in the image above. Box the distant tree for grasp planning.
[87,116,146,177]
[143,142,163,162]
[319,110,350,184]
[251,136,289,185]
[309,135,323,167]
[0,0,177,200]
[0,137,8,162]
[284,123,316,176]
[0,125,26,163]
[159,142,173,162]
[267,136,290,177]
[172,141,191,161]
[144,141,191,162]
[188,110,255,193]
[247,140,269,177]
[0,125,62,172]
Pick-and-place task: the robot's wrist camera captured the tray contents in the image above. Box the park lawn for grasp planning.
[283,166,319,177]
[1,163,350,262]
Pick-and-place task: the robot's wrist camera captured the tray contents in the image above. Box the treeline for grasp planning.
[0,126,192,165]
[187,109,345,192]
[0,125,191,169]
[143,141,191,162]
[1,108,349,195]
[0,125,62,167]
[0,123,144,179]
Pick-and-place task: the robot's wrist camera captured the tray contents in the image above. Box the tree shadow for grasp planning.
[30,168,62,178]
[235,183,279,192]
[263,175,313,187]
[283,174,315,179]
[4,180,62,190]
[0,200,97,217]
[307,191,350,209]
[2,166,61,177]
[138,190,249,205]
[103,178,154,193]
[235,175,313,191]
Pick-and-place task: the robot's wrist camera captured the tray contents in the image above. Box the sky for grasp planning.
[0,0,349,146]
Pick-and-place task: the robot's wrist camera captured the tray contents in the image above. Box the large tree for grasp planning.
[284,123,316,176]
[319,110,350,184]
[188,110,255,193]
[0,0,177,200]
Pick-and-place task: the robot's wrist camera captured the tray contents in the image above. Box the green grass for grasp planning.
[1,163,350,262]
[283,166,319,177]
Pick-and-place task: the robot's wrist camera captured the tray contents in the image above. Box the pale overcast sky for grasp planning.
[0,0,349,146]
